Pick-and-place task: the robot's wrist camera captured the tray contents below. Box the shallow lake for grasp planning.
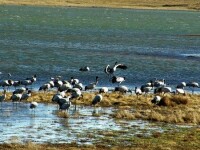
[0,5,200,89]
[0,101,193,144]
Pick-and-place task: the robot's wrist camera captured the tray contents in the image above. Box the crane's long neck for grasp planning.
[95,80,98,85]
[95,77,99,85]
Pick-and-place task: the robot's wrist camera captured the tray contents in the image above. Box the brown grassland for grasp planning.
[0,0,200,10]
[2,91,200,149]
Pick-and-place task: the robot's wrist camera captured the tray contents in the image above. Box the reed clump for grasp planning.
[112,110,135,120]
[0,142,41,150]
[131,106,200,124]
[57,111,70,118]
[158,95,188,106]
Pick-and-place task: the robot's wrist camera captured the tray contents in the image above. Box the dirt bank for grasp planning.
[0,0,200,10]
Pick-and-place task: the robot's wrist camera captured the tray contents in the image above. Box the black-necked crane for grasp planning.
[21,79,34,88]
[70,88,83,99]
[153,79,166,88]
[13,87,27,94]
[135,87,142,98]
[0,90,6,108]
[20,90,32,102]
[154,86,172,95]
[39,83,51,92]
[0,79,13,90]
[85,76,99,91]
[10,93,22,108]
[92,94,103,106]
[104,62,127,79]
[26,74,37,83]
[70,77,79,85]
[58,82,72,92]
[53,79,63,89]
[145,80,154,87]
[52,93,64,105]
[47,80,55,88]
[151,95,161,105]
[140,85,152,96]
[21,74,37,88]
[51,76,63,89]
[52,91,66,108]
[30,101,38,116]
[70,88,83,111]
[59,101,71,112]
[99,87,109,93]
[186,81,199,94]
[92,94,103,114]
[13,80,21,89]
[56,95,72,112]
[176,82,186,89]
[73,82,84,90]
[114,85,132,94]
[176,88,186,95]
[111,76,126,86]
[30,101,38,109]
[79,66,90,71]
[57,96,71,106]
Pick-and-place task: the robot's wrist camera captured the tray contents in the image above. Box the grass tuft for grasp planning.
[112,110,135,120]
[57,111,70,118]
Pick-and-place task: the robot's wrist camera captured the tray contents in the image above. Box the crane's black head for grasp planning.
[8,80,13,85]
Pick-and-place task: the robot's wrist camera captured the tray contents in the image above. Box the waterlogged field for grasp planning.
[0,91,200,149]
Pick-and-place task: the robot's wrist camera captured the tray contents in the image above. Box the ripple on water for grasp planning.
[0,102,175,144]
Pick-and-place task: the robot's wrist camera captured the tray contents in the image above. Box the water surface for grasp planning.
[0,102,166,144]
[0,5,200,89]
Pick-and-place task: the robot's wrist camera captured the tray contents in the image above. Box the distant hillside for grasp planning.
[0,0,199,10]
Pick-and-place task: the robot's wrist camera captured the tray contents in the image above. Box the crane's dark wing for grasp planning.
[104,65,111,74]
[115,64,127,70]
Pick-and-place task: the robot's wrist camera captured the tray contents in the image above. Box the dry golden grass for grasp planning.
[130,94,200,124]
[57,111,70,118]
[0,0,199,10]
[112,109,135,119]
[158,95,188,107]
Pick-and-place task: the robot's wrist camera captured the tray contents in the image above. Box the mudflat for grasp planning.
[0,0,199,10]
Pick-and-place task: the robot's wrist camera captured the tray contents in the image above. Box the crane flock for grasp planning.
[0,62,199,116]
